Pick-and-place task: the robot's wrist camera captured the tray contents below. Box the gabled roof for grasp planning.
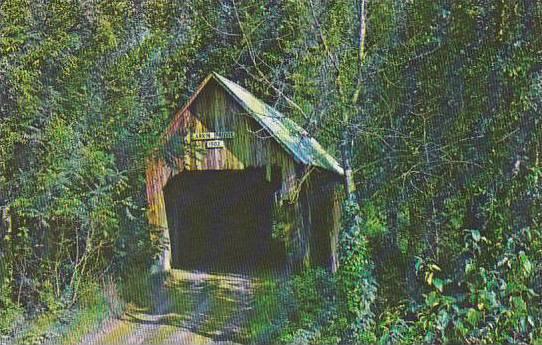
[175,72,344,176]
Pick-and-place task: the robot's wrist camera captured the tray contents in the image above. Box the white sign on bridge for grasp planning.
[206,140,225,149]
[191,131,235,141]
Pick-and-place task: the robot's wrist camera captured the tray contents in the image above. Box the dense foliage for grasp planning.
[1,0,541,344]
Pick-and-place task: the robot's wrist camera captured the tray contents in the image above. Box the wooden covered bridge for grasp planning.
[146,73,343,272]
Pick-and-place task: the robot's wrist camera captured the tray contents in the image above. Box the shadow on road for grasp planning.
[120,269,269,344]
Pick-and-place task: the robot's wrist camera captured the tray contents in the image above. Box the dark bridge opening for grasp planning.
[164,168,286,272]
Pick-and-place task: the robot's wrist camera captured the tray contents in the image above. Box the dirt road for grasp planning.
[78,270,259,345]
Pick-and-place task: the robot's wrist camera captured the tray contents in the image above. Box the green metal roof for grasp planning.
[213,73,344,176]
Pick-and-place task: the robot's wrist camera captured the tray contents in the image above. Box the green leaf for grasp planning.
[433,278,445,293]
[426,291,440,307]
[512,296,527,312]
[519,252,533,276]
[466,308,480,327]
[455,319,468,336]
[415,256,423,273]
[471,230,481,242]
[465,260,475,274]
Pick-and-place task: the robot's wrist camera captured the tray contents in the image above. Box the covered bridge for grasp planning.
[146,73,343,272]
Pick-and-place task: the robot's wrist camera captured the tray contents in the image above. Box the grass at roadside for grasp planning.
[244,273,286,344]
[15,312,58,345]
[55,297,110,345]
[118,270,156,312]
[11,281,112,345]
[56,270,157,345]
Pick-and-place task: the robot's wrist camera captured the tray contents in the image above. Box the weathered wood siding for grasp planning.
[147,79,300,270]
[146,77,341,271]
[306,171,342,272]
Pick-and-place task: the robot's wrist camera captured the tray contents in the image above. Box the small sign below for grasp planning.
[192,131,235,141]
[206,140,225,149]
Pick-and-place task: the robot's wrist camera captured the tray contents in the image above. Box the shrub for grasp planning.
[278,268,342,344]
[0,302,23,336]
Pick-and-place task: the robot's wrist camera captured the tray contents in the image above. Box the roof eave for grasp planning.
[212,73,344,176]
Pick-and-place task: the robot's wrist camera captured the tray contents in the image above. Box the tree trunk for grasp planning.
[341,131,356,198]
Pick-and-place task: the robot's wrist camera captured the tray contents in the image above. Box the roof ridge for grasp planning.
[212,73,343,176]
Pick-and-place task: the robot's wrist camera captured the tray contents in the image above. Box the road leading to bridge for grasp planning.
[78,270,259,345]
